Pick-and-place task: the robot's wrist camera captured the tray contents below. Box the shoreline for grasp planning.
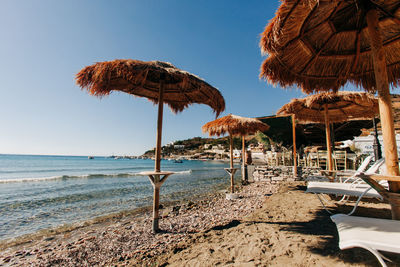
[1,180,274,266]
[2,180,398,266]
[0,180,232,249]
[0,157,237,243]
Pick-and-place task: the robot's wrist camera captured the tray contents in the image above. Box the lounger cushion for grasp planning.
[306,181,382,199]
[331,214,400,253]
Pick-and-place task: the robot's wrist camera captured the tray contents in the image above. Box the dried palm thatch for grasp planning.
[202,114,270,137]
[278,91,378,172]
[76,59,225,116]
[277,91,379,123]
[260,0,400,94]
[202,114,269,194]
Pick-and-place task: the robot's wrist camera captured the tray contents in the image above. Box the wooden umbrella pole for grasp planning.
[366,8,400,219]
[152,178,161,233]
[324,105,333,171]
[242,135,246,181]
[152,80,164,232]
[366,9,400,182]
[292,114,297,177]
[155,81,165,172]
[230,134,234,193]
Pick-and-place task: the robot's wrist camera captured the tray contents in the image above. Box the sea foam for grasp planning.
[0,169,193,183]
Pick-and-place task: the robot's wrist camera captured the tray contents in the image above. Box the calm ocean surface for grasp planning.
[0,154,237,241]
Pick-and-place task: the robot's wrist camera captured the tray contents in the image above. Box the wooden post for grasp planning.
[324,104,333,171]
[152,176,160,233]
[242,136,246,181]
[229,134,235,193]
[229,134,234,169]
[155,81,164,172]
[366,8,400,219]
[145,172,171,233]
[292,114,297,177]
[152,80,164,232]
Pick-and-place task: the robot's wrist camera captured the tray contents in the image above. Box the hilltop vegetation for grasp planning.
[142,136,260,158]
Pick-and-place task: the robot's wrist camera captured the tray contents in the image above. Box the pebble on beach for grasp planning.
[0,182,278,266]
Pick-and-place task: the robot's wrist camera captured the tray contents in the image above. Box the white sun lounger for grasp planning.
[331,214,400,267]
[306,158,386,215]
[307,155,374,182]
[338,155,374,182]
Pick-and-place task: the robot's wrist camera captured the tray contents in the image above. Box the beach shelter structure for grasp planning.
[257,115,375,148]
[277,92,378,171]
[202,114,269,193]
[76,59,225,232]
[260,0,400,219]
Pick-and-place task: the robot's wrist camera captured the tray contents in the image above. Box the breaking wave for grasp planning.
[0,169,193,183]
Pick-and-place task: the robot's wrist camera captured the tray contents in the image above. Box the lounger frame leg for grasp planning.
[316,187,383,216]
[354,244,392,267]
[347,187,374,216]
[315,193,334,215]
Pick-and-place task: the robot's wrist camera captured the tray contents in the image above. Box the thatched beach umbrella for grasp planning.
[202,114,270,193]
[260,0,400,219]
[76,59,225,232]
[278,91,378,171]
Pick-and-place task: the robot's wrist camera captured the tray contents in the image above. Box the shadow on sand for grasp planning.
[273,184,399,266]
[207,184,400,266]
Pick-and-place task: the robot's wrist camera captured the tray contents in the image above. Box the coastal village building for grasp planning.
[249,143,265,153]
[233,149,241,159]
[353,134,400,156]
[350,94,400,157]
[203,144,212,149]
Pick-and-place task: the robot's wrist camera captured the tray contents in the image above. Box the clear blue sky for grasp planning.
[0,1,319,156]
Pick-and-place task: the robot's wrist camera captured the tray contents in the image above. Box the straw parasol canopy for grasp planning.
[76,59,225,115]
[260,0,400,94]
[76,59,225,233]
[202,114,269,192]
[277,91,379,124]
[278,91,378,171]
[202,114,270,137]
[260,0,400,219]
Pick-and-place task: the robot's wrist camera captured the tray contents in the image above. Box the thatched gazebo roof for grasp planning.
[260,0,400,94]
[277,91,379,123]
[76,59,225,116]
[202,114,270,137]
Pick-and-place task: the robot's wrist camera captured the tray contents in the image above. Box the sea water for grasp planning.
[0,154,237,240]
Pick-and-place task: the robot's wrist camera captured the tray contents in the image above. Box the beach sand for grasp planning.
[147,183,400,267]
[1,181,399,266]
[0,182,276,266]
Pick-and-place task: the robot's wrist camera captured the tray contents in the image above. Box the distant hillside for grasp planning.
[142,136,257,157]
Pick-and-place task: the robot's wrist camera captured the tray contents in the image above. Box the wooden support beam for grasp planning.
[225,168,237,194]
[242,136,246,182]
[155,81,164,172]
[367,8,400,219]
[365,174,400,182]
[229,134,234,193]
[292,115,298,177]
[355,173,390,200]
[324,104,333,171]
[146,172,172,233]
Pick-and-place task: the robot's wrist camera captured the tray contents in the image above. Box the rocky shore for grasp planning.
[0,182,278,266]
